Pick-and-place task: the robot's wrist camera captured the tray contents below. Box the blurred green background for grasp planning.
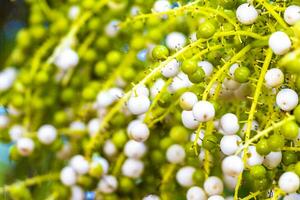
[0,0,27,185]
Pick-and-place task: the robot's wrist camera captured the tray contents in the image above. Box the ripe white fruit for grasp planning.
[220,135,242,155]
[17,137,35,156]
[220,113,240,135]
[105,20,120,37]
[166,32,186,50]
[151,78,165,98]
[124,140,147,159]
[223,175,238,191]
[153,0,171,13]
[0,115,9,128]
[161,59,180,78]
[60,166,77,186]
[192,101,215,122]
[108,87,124,101]
[70,155,90,175]
[168,72,192,93]
[97,91,115,108]
[264,68,284,88]
[166,144,186,164]
[198,61,214,76]
[204,176,224,196]
[263,151,282,169]
[68,6,80,20]
[221,155,244,177]
[128,122,150,142]
[284,5,300,25]
[276,88,298,111]
[70,121,86,131]
[121,158,144,178]
[37,124,57,145]
[103,140,117,157]
[246,146,264,167]
[9,125,25,142]
[87,118,100,137]
[180,92,198,111]
[143,194,160,200]
[98,175,118,193]
[240,120,259,138]
[127,95,151,115]
[208,195,225,200]
[269,31,291,55]
[176,166,195,187]
[70,186,84,200]
[181,110,200,129]
[134,84,149,97]
[0,68,17,91]
[186,186,207,200]
[236,3,258,25]
[278,172,300,193]
[283,193,300,200]
[54,48,79,70]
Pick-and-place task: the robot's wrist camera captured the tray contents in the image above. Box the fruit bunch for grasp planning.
[0,0,300,199]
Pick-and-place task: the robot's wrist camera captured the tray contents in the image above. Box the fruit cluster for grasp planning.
[0,0,300,199]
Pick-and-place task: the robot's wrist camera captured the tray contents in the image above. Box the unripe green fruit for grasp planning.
[197,21,216,39]
[89,162,103,178]
[234,66,250,83]
[169,125,189,143]
[152,45,169,60]
[106,51,122,66]
[281,121,299,140]
[250,165,267,179]
[188,67,205,83]
[181,59,198,75]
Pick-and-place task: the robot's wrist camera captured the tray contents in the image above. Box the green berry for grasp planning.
[95,61,108,77]
[89,162,103,178]
[119,177,134,193]
[188,67,205,83]
[256,139,271,156]
[197,21,216,39]
[293,105,300,124]
[106,51,122,66]
[267,134,285,151]
[169,126,189,143]
[193,169,205,185]
[250,165,267,179]
[294,161,300,176]
[282,151,298,165]
[234,66,250,83]
[281,121,299,140]
[152,45,169,60]
[160,137,173,150]
[158,92,172,108]
[202,134,218,150]
[181,59,198,75]
[112,130,127,148]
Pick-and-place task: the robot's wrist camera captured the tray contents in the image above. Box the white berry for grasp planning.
[204,176,224,196]
[70,155,90,175]
[236,3,258,25]
[198,61,214,77]
[181,110,200,129]
[208,195,225,200]
[246,146,264,167]
[180,92,198,111]
[124,140,147,159]
[269,31,291,55]
[222,155,244,177]
[192,101,215,122]
[263,151,282,169]
[176,166,195,187]
[127,95,151,115]
[279,172,300,193]
[54,48,79,70]
[98,175,118,193]
[121,158,144,178]
[284,5,300,25]
[186,186,207,200]
[220,135,242,155]
[9,125,25,142]
[166,144,186,164]
[276,88,298,111]
[17,137,35,156]
[161,59,180,78]
[220,113,240,135]
[265,68,284,88]
[60,166,77,186]
[166,32,186,50]
[153,0,171,13]
[37,124,57,145]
